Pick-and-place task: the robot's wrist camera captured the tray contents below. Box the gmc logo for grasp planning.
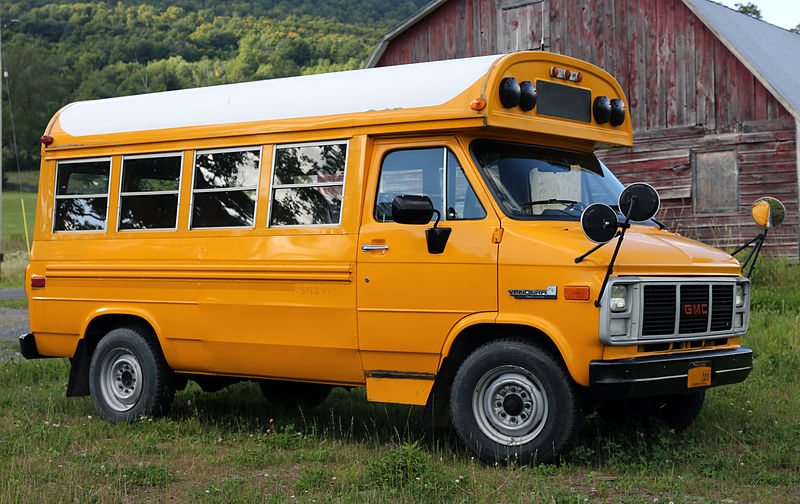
[683,303,708,315]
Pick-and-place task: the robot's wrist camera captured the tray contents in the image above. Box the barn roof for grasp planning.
[683,0,800,121]
[366,0,800,120]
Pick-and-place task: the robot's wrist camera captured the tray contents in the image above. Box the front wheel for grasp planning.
[89,326,175,422]
[450,340,580,465]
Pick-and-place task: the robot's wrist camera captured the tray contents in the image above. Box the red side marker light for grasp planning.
[41,135,54,146]
[31,275,45,288]
[564,286,590,300]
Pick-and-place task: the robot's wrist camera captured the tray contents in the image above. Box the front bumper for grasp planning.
[589,347,752,400]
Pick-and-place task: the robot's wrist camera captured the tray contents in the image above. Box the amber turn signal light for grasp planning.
[564,286,590,300]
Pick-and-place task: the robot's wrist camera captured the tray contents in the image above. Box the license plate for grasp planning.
[688,361,712,388]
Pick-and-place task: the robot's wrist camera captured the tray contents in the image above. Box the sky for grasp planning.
[715,0,800,30]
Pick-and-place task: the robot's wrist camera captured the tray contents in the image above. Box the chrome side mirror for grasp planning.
[751,197,785,229]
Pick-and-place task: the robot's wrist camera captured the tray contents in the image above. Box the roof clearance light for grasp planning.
[593,96,611,124]
[499,77,521,108]
[519,81,537,112]
[470,98,487,111]
[610,98,626,126]
[550,67,583,82]
[41,135,54,145]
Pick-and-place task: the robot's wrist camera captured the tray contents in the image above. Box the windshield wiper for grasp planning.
[523,199,580,208]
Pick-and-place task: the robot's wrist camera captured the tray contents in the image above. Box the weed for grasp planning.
[364,440,431,489]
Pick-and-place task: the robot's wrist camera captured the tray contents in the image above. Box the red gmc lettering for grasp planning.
[683,304,709,315]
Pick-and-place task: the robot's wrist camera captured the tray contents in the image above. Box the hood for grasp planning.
[503,221,742,276]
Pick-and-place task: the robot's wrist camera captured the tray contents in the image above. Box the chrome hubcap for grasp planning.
[99,348,143,412]
[472,365,548,445]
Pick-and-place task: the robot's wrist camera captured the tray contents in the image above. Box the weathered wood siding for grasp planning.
[377,0,793,132]
[376,0,799,257]
[598,119,798,257]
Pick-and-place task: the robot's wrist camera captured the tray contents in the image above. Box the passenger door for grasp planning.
[356,138,500,403]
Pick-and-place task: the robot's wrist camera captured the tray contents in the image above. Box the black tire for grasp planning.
[597,390,705,432]
[89,326,175,422]
[259,380,331,410]
[450,339,580,465]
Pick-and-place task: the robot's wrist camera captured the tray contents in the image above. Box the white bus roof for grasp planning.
[57,55,501,137]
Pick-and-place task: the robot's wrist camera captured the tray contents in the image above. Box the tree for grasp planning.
[735,2,762,19]
[791,23,800,34]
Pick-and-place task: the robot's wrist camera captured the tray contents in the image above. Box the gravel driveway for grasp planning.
[0,308,29,341]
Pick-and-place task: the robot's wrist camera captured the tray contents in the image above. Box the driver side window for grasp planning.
[375,147,486,222]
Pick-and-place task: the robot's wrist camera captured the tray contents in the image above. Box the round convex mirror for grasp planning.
[618,182,660,223]
[751,197,785,228]
[580,203,619,243]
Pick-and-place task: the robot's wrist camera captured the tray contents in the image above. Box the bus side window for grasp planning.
[269,141,348,227]
[375,147,485,222]
[191,147,261,229]
[54,158,112,232]
[119,153,182,231]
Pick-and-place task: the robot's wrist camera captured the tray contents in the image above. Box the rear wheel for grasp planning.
[450,339,580,465]
[259,380,331,409]
[89,326,174,422]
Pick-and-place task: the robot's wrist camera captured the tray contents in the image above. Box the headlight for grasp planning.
[610,284,628,312]
[735,284,745,307]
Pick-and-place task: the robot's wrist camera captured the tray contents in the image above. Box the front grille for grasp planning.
[711,285,734,331]
[679,284,710,334]
[642,285,676,336]
[639,281,737,340]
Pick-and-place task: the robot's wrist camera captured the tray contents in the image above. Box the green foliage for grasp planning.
[735,2,762,19]
[792,23,800,34]
[0,0,428,174]
[365,441,432,489]
[749,257,800,313]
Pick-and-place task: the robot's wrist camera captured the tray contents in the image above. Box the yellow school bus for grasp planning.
[21,52,758,465]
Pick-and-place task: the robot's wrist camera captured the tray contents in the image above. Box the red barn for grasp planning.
[366,0,800,258]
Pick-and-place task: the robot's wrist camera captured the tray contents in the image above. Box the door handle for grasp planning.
[361,244,390,252]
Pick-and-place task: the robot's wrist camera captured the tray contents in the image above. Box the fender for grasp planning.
[79,306,175,366]
[437,311,499,369]
[492,312,598,387]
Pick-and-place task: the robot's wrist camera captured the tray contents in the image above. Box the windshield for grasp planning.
[471,140,641,222]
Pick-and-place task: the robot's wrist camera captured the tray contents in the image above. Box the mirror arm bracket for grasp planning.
[426,209,452,254]
[740,229,768,278]
[594,221,630,307]
[574,230,621,264]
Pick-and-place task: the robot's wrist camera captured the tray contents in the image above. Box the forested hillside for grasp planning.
[0,0,428,180]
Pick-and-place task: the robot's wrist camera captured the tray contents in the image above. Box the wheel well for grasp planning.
[83,314,158,356]
[422,323,569,428]
[67,314,160,397]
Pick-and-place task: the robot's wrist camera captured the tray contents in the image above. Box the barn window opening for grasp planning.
[692,150,738,213]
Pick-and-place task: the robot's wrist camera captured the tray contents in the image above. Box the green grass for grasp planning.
[2,190,36,254]
[0,250,27,289]
[0,297,27,309]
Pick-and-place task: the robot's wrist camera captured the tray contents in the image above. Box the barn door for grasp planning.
[497,0,550,53]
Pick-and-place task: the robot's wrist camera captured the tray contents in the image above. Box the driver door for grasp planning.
[356,137,500,403]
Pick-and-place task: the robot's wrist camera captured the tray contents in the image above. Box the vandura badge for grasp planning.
[509,286,558,299]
